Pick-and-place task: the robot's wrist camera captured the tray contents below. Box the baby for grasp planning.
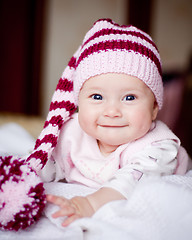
[31,19,189,226]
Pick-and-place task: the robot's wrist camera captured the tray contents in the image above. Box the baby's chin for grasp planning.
[97,138,128,149]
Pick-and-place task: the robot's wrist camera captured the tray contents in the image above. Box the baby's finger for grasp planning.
[46,194,68,207]
[62,213,81,227]
[52,205,76,218]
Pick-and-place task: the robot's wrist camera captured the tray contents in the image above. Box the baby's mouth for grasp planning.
[99,125,127,128]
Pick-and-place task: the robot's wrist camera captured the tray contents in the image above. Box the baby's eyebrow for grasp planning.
[119,88,140,93]
[85,87,103,91]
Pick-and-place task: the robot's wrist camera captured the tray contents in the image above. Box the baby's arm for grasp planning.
[46,187,125,226]
[87,187,125,211]
[47,139,180,226]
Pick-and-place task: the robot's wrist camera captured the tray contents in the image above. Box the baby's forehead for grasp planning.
[79,73,151,93]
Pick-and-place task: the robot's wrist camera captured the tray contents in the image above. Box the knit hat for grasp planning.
[74,19,163,107]
[0,18,163,231]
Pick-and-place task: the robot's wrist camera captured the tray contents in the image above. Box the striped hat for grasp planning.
[28,18,163,171]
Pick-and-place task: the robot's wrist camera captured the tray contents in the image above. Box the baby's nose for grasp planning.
[103,103,122,118]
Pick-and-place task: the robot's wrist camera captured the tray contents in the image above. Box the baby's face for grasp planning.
[78,73,158,155]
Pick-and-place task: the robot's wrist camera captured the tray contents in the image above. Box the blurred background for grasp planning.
[0,0,191,156]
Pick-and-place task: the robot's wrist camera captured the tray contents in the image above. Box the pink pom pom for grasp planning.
[0,156,46,231]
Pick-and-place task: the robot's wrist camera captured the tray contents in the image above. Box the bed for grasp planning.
[0,113,192,240]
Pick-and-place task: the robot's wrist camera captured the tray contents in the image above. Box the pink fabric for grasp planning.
[50,114,189,190]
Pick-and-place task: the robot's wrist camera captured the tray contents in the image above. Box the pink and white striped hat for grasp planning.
[0,18,164,231]
[28,18,163,171]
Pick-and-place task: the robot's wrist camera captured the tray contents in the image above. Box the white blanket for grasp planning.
[0,123,192,240]
[1,173,192,240]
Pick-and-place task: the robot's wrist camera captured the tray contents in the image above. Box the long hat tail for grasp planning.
[27,48,80,172]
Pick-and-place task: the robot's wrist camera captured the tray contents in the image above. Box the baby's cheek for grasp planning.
[78,115,92,134]
[131,110,152,132]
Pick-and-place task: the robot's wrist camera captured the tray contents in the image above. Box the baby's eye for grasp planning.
[91,94,103,100]
[123,95,136,101]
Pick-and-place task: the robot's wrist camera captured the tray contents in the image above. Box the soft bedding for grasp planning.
[0,122,192,240]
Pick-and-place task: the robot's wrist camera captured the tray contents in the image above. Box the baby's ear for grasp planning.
[152,101,159,120]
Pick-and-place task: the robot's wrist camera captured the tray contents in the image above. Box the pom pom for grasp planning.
[0,156,46,231]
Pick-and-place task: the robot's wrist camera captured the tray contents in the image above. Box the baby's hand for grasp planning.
[46,194,94,227]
